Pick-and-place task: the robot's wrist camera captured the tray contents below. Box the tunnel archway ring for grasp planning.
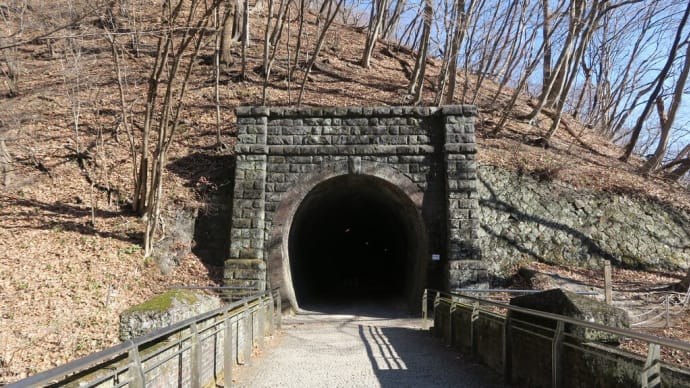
[267,160,428,311]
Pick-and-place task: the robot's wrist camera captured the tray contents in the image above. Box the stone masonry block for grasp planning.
[441,105,477,116]
[232,105,479,300]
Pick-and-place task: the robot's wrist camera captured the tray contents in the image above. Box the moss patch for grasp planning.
[124,289,198,314]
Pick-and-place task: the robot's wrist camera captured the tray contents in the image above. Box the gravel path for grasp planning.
[234,300,507,388]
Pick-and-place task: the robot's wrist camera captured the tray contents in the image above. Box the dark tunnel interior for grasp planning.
[288,175,420,307]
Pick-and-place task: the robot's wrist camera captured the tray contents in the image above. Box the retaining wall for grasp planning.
[433,299,690,387]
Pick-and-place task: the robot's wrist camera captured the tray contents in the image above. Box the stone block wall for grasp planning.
[227,106,484,303]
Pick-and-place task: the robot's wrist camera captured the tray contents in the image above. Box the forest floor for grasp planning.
[0,2,689,384]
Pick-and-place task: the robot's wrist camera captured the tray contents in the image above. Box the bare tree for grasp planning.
[0,2,26,97]
[434,0,470,105]
[641,37,690,174]
[662,143,690,181]
[134,0,223,256]
[406,0,432,105]
[360,0,387,68]
[381,0,407,40]
[62,36,85,162]
[621,0,690,161]
[262,0,292,104]
[297,0,344,105]
[241,0,249,78]
[219,0,236,65]
[0,119,11,187]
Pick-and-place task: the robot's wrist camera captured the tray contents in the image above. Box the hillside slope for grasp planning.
[0,2,688,383]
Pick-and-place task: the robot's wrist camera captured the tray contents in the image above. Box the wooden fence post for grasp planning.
[604,260,612,305]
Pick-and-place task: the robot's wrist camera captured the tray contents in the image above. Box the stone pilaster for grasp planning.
[225,107,269,292]
[441,105,487,290]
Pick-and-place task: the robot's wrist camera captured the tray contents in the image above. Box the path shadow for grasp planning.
[357,322,507,387]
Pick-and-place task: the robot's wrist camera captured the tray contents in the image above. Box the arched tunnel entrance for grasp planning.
[288,174,426,309]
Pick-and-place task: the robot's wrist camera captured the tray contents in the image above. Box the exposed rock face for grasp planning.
[119,289,221,340]
[478,165,690,280]
[510,288,630,344]
[154,207,198,274]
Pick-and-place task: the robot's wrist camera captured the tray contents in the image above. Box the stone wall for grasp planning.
[227,106,483,307]
[478,165,690,279]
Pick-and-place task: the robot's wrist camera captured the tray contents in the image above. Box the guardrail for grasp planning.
[7,289,281,388]
[422,289,690,388]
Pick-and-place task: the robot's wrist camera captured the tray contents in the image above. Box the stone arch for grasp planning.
[266,160,428,311]
[227,105,485,310]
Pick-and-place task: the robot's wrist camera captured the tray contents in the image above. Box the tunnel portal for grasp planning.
[289,175,419,306]
[226,106,485,311]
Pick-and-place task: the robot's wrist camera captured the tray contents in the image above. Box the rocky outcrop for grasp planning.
[478,165,690,280]
[119,289,221,340]
[510,288,630,344]
[153,207,197,274]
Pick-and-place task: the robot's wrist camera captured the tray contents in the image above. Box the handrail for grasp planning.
[427,289,690,353]
[452,288,598,295]
[7,289,279,388]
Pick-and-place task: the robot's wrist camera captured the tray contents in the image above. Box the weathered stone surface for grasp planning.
[153,206,197,274]
[478,165,690,279]
[228,105,482,305]
[510,288,630,343]
[446,260,489,289]
[119,289,221,340]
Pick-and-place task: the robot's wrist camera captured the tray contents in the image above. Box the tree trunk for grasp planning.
[407,0,432,104]
[444,0,468,105]
[621,0,690,162]
[664,158,690,181]
[382,0,407,40]
[219,0,236,65]
[361,0,387,68]
[541,0,552,100]
[297,0,344,105]
[240,0,249,79]
[642,39,690,174]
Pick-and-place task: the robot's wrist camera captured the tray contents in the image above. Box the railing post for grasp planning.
[224,310,233,388]
[503,315,512,384]
[665,295,670,328]
[422,289,428,330]
[258,298,266,349]
[190,322,202,388]
[433,291,440,337]
[446,301,456,347]
[276,291,282,330]
[268,292,275,336]
[128,342,145,388]
[641,343,661,388]
[604,260,612,305]
[552,320,565,388]
[243,302,252,364]
[470,302,480,357]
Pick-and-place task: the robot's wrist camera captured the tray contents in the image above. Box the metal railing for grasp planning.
[452,288,599,295]
[422,289,690,388]
[7,289,281,388]
[629,291,689,328]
